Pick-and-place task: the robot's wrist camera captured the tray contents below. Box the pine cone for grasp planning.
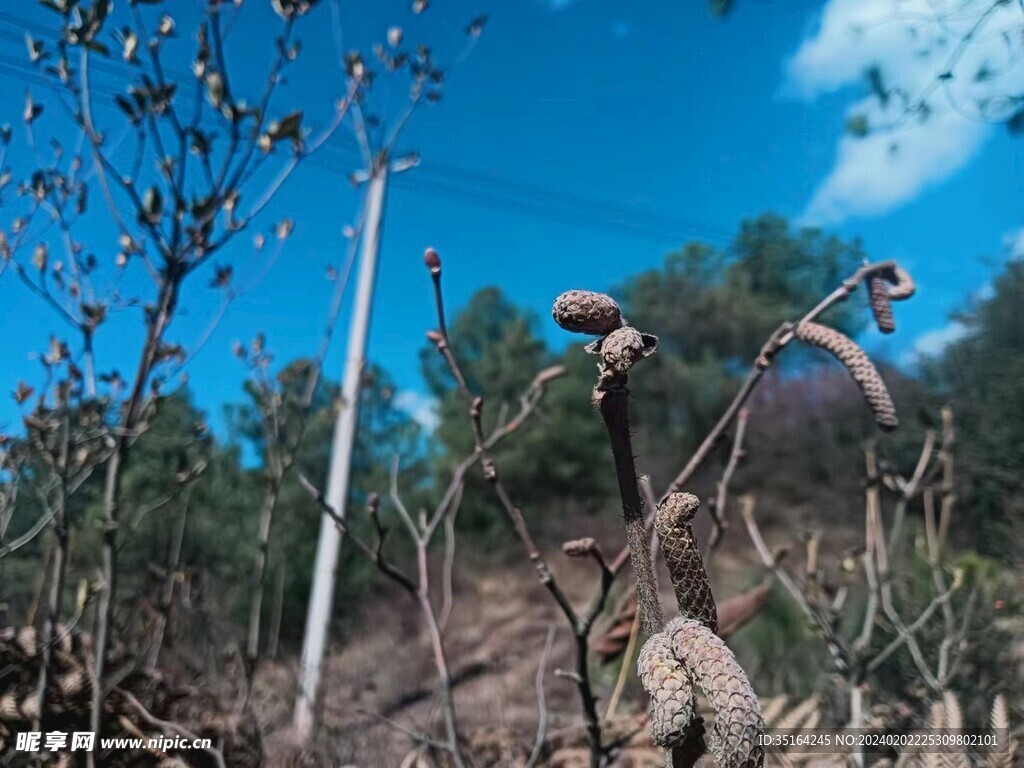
[552,290,623,336]
[795,322,898,431]
[638,631,696,747]
[657,493,718,633]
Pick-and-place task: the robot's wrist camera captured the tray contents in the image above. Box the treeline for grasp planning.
[1,214,1019,658]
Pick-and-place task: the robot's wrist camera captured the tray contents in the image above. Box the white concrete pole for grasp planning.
[293,165,388,741]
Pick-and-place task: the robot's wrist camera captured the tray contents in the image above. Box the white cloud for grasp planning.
[787,0,1024,225]
[901,225,1023,366]
[906,321,969,364]
[394,390,439,432]
[1005,227,1024,259]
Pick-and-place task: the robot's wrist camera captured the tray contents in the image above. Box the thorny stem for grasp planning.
[595,379,664,636]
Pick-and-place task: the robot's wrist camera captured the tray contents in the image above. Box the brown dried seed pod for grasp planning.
[795,322,899,431]
[886,265,915,301]
[867,274,896,334]
[656,493,718,634]
[551,290,623,336]
[638,631,697,747]
[666,618,764,768]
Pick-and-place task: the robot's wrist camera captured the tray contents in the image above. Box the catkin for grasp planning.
[640,618,765,768]
[637,631,697,747]
[551,290,623,336]
[886,265,915,301]
[867,274,896,334]
[795,322,899,431]
[656,493,718,633]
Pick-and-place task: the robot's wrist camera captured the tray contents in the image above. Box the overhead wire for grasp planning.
[0,12,736,250]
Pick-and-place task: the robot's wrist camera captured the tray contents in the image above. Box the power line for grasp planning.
[0,15,736,250]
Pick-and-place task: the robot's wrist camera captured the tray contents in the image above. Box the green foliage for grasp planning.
[226,361,425,641]
[420,288,611,537]
[923,257,1024,560]
[708,0,735,16]
[418,214,872,540]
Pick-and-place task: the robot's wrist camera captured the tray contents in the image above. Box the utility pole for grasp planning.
[293,161,389,741]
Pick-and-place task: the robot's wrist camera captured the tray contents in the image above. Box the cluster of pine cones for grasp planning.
[0,625,262,767]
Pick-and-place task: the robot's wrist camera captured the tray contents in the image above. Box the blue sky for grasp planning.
[0,0,1020,437]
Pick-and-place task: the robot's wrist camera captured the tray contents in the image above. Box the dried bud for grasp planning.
[593,326,658,374]
[552,290,623,336]
[423,247,441,273]
[426,330,444,345]
[795,322,898,431]
[367,492,380,515]
[562,537,597,557]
